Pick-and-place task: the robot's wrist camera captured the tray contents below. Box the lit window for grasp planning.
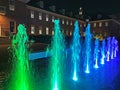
[39,13,42,20]
[31,25,35,34]
[66,30,69,35]
[66,20,69,25]
[80,24,82,27]
[84,24,86,27]
[99,22,102,27]
[9,0,15,11]
[46,27,49,35]
[105,22,108,27]
[46,14,49,21]
[31,10,34,18]
[52,16,54,22]
[70,31,72,36]
[94,23,96,27]
[39,26,42,34]
[70,21,72,25]
[52,30,54,35]
[62,19,64,24]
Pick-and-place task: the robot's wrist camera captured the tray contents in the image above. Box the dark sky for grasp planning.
[30,0,120,15]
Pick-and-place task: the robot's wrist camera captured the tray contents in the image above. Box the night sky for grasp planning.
[29,0,120,15]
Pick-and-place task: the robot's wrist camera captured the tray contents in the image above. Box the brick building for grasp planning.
[0,0,120,39]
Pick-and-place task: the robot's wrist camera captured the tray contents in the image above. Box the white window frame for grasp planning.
[39,12,42,20]
[62,19,64,24]
[31,25,35,34]
[46,14,49,21]
[46,27,49,35]
[39,26,42,34]
[99,22,102,27]
[94,23,97,27]
[105,22,108,27]
[31,10,34,18]
[9,0,15,11]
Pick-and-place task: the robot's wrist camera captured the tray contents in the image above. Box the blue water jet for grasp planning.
[114,38,119,57]
[84,23,92,73]
[106,37,111,61]
[94,38,99,69]
[70,20,81,81]
[100,39,106,65]
[111,37,115,59]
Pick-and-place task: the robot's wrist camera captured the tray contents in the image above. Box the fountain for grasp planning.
[70,21,81,81]
[49,20,65,90]
[94,38,99,68]
[100,39,106,64]
[84,23,92,73]
[7,24,33,90]
[114,38,119,57]
[106,37,111,61]
[111,37,115,59]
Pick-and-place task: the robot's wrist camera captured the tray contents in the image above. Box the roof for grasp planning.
[27,0,81,19]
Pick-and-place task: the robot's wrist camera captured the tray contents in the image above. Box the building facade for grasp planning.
[0,0,120,39]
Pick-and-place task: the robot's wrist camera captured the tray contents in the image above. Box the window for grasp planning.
[105,22,108,27]
[9,0,15,11]
[52,16,54,22]
[52,30,54,35]
[70,21,72,25]
[46,14,49,21]
[99,22,102,27]
[31,10,34,18]
[66,20,69,25]
[39,13,42,20]
[46,27,49,35]
[0,6,6,15]
[39,26,42,34]
[70,31,72,36]
[66,30,69,35]
[94,23,96,27]
[62,19,64,24]
[84,24,86,27]
[31,25,35,34]
[80,24,82,27]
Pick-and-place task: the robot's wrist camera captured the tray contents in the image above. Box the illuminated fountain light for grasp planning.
[85,64,90,74]
[49,20,65,90]
[70,20,81,81]
[8,24,33,90]
[106,37,111,61]
[100,39,106,65]
[114,38,119,57]
[111,37,115,59]
[84,23,92,73]
[94,38,99,69]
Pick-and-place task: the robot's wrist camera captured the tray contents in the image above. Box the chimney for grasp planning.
[49,5,56,12]
[59,9,65,15]
[37,1,44,8]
